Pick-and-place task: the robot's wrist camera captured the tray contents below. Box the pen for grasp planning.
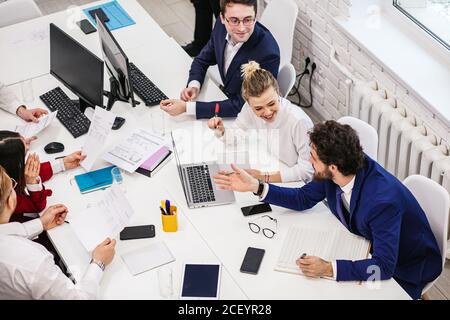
[300,253,307,259]
[214,103,219,129]
[165,200,171,215]
[160,206,167,215]
[55,156,65,160]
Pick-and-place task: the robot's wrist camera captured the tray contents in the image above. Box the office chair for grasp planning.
[278,63,296,98]
[403,175,449,296]
[338,116,378,161]
[0,0,42,28]
[260,0,298,68]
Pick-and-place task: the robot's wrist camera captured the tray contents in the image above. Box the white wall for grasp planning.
[276,0,450,143]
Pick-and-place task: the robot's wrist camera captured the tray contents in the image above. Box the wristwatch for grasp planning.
[253,179,265,197]
[90,258,105,271]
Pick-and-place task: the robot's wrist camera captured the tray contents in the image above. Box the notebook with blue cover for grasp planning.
[83,0,136,31]
[74,165,115,194]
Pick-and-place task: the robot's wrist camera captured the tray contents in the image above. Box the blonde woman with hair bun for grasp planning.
[208,61,314,183]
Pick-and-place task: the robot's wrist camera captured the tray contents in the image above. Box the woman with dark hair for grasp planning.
[0,131,85,215]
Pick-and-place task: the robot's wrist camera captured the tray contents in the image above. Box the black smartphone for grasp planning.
[112,117,125,130]
[89,8,110,23]
[241,203,272,216]
[120,225,155,240]
[240,247,265,275]
[76,19,96,34]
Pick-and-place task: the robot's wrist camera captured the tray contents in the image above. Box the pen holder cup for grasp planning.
[161,205,178,232]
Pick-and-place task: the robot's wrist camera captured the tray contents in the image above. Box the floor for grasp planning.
[34,0,450,300]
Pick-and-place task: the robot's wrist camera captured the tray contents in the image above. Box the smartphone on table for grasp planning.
[241,203,272,216]
[76,19,96,34]
[240,247,265,275]
[120,225,155,240]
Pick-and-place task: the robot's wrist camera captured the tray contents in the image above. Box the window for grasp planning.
[393,0,450,50]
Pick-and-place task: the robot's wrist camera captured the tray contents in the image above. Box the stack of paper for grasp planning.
[103,129,166,173]
[135,146,172,177]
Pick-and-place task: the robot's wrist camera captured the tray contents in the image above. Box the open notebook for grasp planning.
[275,226,370,277]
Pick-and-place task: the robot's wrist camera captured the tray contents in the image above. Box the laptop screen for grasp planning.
[170,132,188,198]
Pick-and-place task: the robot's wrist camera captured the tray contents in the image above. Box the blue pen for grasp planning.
[165,200,171,215]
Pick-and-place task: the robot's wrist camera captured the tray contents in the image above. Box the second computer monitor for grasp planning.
[96,15,135,109]
[49,23,104,111]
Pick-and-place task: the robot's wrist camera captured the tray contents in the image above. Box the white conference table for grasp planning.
[0,0,410,299]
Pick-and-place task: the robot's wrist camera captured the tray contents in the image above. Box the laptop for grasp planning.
[171,132,235,209]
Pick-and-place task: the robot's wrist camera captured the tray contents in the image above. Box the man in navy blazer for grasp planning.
[214,121,442,299]
[160,0,280,119]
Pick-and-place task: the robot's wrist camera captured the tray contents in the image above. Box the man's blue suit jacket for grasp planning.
[188,19,280,119]
[264,156,442,299]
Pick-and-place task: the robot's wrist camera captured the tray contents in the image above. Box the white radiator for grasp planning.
[330,45,450,259]
[350,81,450,260]
[350,81,450,193]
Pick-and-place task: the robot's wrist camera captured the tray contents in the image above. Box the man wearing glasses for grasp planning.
[160,0,280,119]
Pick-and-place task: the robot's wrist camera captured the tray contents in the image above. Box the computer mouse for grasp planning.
[112,117,125,130]
[44,142,65,154]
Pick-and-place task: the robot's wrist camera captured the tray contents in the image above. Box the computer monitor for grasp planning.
[96,15,136,110]
[49,23,104,112]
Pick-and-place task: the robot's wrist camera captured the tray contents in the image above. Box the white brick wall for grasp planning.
[278,0,449,144]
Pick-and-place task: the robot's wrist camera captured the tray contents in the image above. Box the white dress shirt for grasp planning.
[260,176,356,280]
[186,33,244,115]
[221,97,314,182]
[0,219,103,300]
[0,81,21,114]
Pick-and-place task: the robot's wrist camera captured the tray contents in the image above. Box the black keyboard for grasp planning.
[186,165,216,204]
[129,62,168,106]
[39,87,91,138]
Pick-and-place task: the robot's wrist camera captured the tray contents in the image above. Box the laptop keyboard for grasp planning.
[186,165,216,204]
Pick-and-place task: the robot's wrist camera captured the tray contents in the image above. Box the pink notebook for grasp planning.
[139,146,170,171]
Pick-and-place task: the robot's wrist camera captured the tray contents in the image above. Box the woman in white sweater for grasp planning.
[208,61,314,183]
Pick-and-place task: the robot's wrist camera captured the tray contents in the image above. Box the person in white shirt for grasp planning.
[208,61,314,183]
[0,165,116,299]
[0,81,48,123]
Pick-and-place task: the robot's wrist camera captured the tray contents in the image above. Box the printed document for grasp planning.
[81,107,115,171]
[15,111,57,137]
[70,185,134,251]
[103,129,165,173]
[275,226,370,277]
